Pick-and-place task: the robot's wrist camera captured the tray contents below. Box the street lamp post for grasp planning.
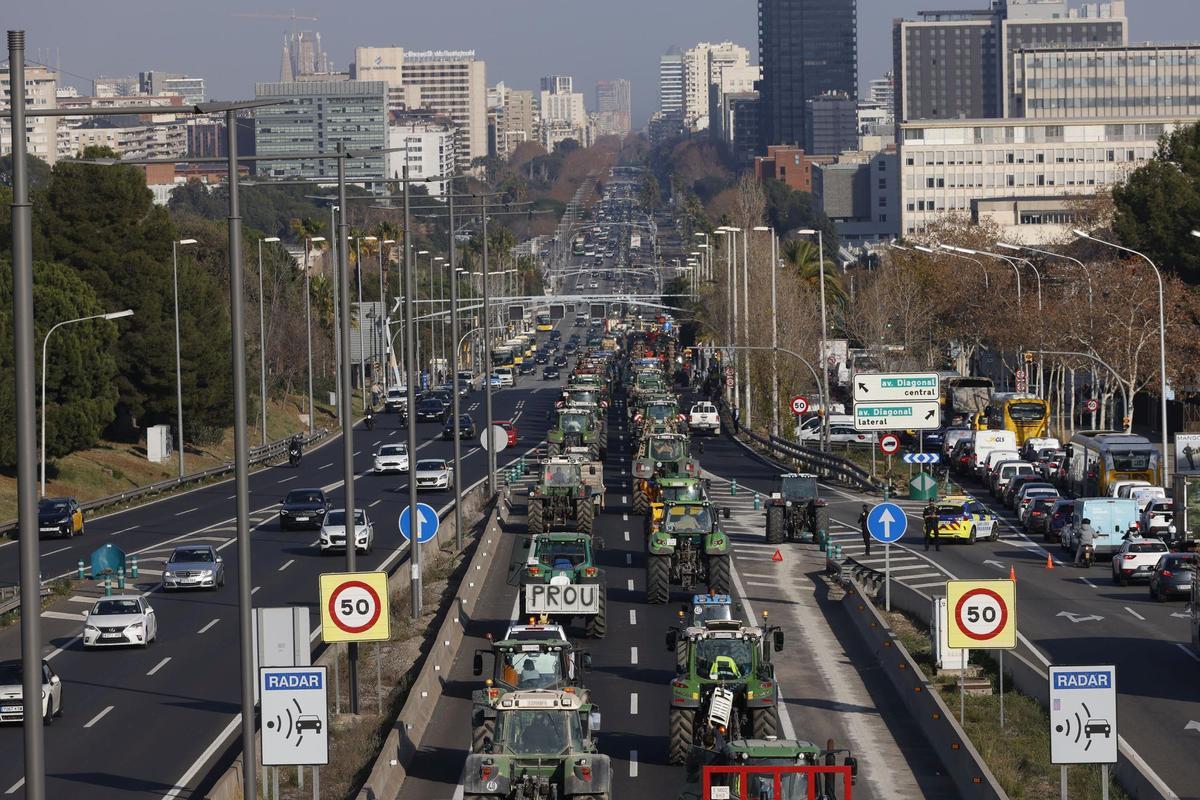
[40,310,134,495]
[1073,229,1171,487]
[435,255,447,378]
[304,236,325,434]
[797,229,830,452]
[447,188,465,551]
[257,237,280,444]
[172,238,198,477]
[739,227,751,428]
[352,235,377,411]
[379,239,396,394]
[754,226,779,436]
[417,249,430,378]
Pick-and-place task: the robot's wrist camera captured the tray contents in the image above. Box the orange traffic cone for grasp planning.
[1009,565,1017,582]
[1045,553,1055,570]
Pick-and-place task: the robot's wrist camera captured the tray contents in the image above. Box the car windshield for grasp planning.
[1110,449,1156,471]
[1130,541,1168,553]
[780,476,818,500]
[560,413,589,432]
[38,500,69,514]
[543,465,580,487]
[650,439,683,461]
[325,510,365,526]
[170,548,213,563]
[647,404,674,422]
[568,391,598,404]
[665,505,713,532]
[1164,556,1197,570]
[501,651,566,689]
[730,771,811,799]
[417,460,447,471]
[937,504,965,516]
[662,484,703,502]
[91,599,140,616]
[286,491,324,504]
[537,539,588,568]
[694,637,754,680]
[379,445,407,456]
[497,709,582,756]
[0,663,22,684]
[1009,402,1046,421]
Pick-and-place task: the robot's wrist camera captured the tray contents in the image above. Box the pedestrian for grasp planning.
[732,405,741,435]
[858,503,871,556]
[923,500,940,552]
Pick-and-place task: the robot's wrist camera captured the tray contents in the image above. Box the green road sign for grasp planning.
[909,472,938,501]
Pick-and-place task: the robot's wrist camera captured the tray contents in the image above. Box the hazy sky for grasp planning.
[5,0,1193,126]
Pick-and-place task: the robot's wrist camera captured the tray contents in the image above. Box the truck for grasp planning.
[765,473,830,545]
[687,401,720,435]
[646,501,733,603]
[526,457,603,535]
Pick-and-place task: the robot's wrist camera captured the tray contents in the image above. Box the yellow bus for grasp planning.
[985,392,1049,446]
[535,313,553,332]
[1065,431,1161,497]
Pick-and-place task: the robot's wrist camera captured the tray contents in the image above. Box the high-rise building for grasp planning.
[352,46,407,111]
[281,30,332,81]
[401,51,488,163]
[595,79,632,137]
[805,91,859,155]
[504,88,536,153]
[541,76,573,95]
[253,80,387,179]
[758,0,857,151]
[139,72,206,106]
[1,63,58,165]
[710,64,760,142]
[682,42,750,130]
[659,48,684,121]
[539,77,589,149]
[867,73,894,111]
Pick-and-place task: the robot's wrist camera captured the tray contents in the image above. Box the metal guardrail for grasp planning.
[737,424,885,494]
[1,428,331,538]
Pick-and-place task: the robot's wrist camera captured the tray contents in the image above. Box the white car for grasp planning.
[320,508,374,554]
[1129,486,1167,513]
[492,368,514,387]
[1111,537,1170,585]
[414,458,453,491]
[1140,499,1175,538]
[83,595,158,648]
[373,443,410,474]
[0,659,62,724]
[798,424,876,447]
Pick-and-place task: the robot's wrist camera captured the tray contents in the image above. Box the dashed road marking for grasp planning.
[279,559,295,572]
[198,619,219,634]
[84,705,114,728]
[147,657,171,676]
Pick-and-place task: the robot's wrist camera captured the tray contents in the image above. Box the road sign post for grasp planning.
[947,579,1017,724]
[1049,664,1117,798]
[319,572,392,644]
[867,502,907,612]
[260,666,329,767]
[790,396,808,416]
[399,502,441,545]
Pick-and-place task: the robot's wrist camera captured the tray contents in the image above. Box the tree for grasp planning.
[782,239,846,311]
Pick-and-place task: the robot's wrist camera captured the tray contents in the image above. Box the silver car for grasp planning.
[162,544,224,590]
[320,508,375,554]
[414,458,453,491]
[0,660,61,724]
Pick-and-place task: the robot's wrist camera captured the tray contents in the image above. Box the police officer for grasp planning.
[923,500,940,552]
[858,503,871,556]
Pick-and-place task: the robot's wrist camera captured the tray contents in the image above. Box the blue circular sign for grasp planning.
[866,502,908,544]
[399,503,440,544]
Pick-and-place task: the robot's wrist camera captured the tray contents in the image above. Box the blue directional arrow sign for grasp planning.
[866,502,908,544]
[903,452,941,465]
[399,503,440,544]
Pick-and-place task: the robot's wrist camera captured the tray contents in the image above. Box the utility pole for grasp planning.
[403,167,422,617]
[448,186,465,550]
[482,194,496,493]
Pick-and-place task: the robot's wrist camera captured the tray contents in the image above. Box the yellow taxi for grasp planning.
[934,495,997,543]
[37,497,84,538]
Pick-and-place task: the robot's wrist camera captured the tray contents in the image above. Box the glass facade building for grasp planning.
[253,81,387,179]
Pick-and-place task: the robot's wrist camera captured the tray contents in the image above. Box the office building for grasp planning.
[759,0,857,151]
[659,48,684,120]
[93,76,140,98]
[682,42,750,130]
[281,30,332,80]
[401,51,488,163]
[539,74,588,147]
[541,76,573,95]
[352,46,407,111]
[728,95,761,166]
[596,79,632,137]
[1,63,58,165]
[806,92,859,155]
[386,113,456,196]
[709,63,760,142]
[813,150,899,245]
[253,80,387,180]
[139,71,206,106]
[503,88,536,153]
[867,73,894,110]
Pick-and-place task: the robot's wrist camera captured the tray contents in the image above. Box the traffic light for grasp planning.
[1023,351,1034,363]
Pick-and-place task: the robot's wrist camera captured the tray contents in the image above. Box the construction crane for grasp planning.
[232,10,318,36]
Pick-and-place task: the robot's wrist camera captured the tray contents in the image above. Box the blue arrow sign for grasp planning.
[399,503,440,544]
[866,502,908,544]
[903,452,941,465]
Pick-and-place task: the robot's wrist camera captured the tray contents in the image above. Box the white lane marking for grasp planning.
[626,579,634,592]
[161,714,243,799]
[630,693,639,715]
[625,553,632,565]
[624,531,630,542]
[277,476,298,484]
[622,496,628,504]
[628,609,637,626]
[251,586,261,595]
[1081,578,1097,589]
[147,657,171,676]
[742,573,775,579]
[1125,606,1146,621]
[354,451,361,456]
[278,559,295,572]
[623,513,628,522]
[630,646,638,665]
[198,619,219,634]
[42,610,83,621]
[110,525,138,536]
[369,499,382,508]
[84,705,115,728]
[1176,643,1200,663]
[629,750,639,778]
[174,507,199,516]
[41,546,71,558]
[745,581,776,588]
[5,778,24,794]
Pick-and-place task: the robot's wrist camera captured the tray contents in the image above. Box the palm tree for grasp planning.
[289,216,325,246]
[782,238,847,309]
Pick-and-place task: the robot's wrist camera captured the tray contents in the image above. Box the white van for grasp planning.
[1109,479,1152,499]
[797,415,854,441]
[1128,486,1167,512]
[972,430,1018,476]
[982,449,1022,480]
[1020,436,1061,461]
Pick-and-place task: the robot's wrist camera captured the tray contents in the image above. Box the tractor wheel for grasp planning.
[546,442,560,458]
[471,717,494,753]
[585,585,607,639]
[646,554,670,604]
[813,506,831,540]
[751,706,780,739]
[632,487,649,515]
[668,708,696,766]
[528,498,545,535]
[765,506,785,544]
[707,554,731,595]
[576,498,595,534]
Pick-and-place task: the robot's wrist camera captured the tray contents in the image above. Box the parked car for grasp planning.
[0,660,61,724]
[414,458,453,491]
[319,508,374,555]
[373,443,410,474]
[36,497,83,538]
[1110,537,1170,585]
[279,488,330,530]
[162,544,224,590]
[442,414,477,440]
[1149,553,1199,601]
[83,595,157,648]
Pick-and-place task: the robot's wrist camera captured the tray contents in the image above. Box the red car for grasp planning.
[493,420,518,448]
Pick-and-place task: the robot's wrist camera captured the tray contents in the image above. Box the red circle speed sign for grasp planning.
[791,396,808,415]
[953,587,1009,642]
[1085,399,1099,413]
[879,433,900,455]
[327,580,383,634]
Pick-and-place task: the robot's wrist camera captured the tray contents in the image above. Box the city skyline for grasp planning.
[7,0,1190,129]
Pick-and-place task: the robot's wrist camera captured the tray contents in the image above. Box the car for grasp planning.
[36,497,83,538]
[415,458,453,491]
[1149,553,1198,601]
[296,715,322,733]
[563,342,579,355]
[1032,497,1073,540]
[1084,719,1112,738]
[588,281,599,289]
[1023,496,1059,533]
[0,659,61,724]
[442,414,477,440]
[1017,487,1059,525]
[549,329,562,341]
[83,595,157,648]
[415,398,446,422]
[487,374,503,388]
[162,544,224,590]
[1003,474,1048,508]
[553,355,569,368]
[373,443,410,474]
[517,361,536,375]
[933,495,998,542]
[279,488,330,530]
[457,371,480,392]
[493,420,519,447]
[543,365,561,380]
[319,508,375,554]
[1140,499,1175,539]
[989,460,1035,497]
[535,351,550,364]
[1110,537,1170,585]
[493,367,515,387]
[384,387,407,413]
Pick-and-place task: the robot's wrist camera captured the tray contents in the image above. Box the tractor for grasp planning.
[526,457,602,535]
[646,476,707,535]
[645,501,733,604]
[665,616,785,766]
[545,407,606,461]
[676,738,859,800]
[632,434,702,515]
[765,473,830,545]
[514,532,608,639]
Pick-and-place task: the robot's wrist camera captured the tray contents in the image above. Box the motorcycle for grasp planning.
[1080,542,1094,568]
[365,410,376,431]
[288,441,303,467]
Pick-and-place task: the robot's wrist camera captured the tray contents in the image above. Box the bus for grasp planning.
[535,312,553,332]
[985,392,1049,445]
[503,338,526,364]
[940,375,994,429]
[1064,431,1162,498]
[490,346,515,368]
[572,236,585,256]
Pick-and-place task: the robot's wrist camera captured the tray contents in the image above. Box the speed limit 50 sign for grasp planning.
[319,571,391,643]
[946,579,1016,649]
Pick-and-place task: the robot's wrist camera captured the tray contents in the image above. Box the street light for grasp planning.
[797,228,830,452]
[379,239,396,395]
[257,236,280,445]
[350,235,378,410]
[40,310,134,495]
[172,238,198,477]
[753,226,781,436]
[304,236,326,434]
[998,241,1088,306]
[1072,228,1170,487]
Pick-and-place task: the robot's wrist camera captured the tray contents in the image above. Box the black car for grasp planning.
[535,351,550,364]
[442,414,477,440]
[37,497,82,538]
[1149,553,1198,600]
[517,360,536,375]
[563,342,578,355]
[549,329,562,341]
[543,365,561,380]
[568,334,581,344]
[279,488,330,530]
[553,355,569,368]
[415,398,446,422]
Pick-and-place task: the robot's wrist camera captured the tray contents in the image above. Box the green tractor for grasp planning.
[470,633,592,753]
[515,532,608,639]
[632,434,702,515]
[665,617,785,766]
[765,473,830,545]
[546,406,606,460]
[676,738,859,800]
[646,501,733,604]
[527,457,602,535]
[461,689,611,800]
[645,475,708,535]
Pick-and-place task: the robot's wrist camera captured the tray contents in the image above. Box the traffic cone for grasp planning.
[1009,565,1017,582]
[1045,553,1055,570]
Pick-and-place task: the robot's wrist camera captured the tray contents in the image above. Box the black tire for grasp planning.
[668,708,695,766]
[471,717,494,753]
[546,442,561,458]
[54,692,62,718]
[708,554,731,595]
[576,499,595,535]
[42,702,52,726]
[632,487,649,515]
[813,506,831,539]
[585,585,607,639]
[968,527,977,544]
[528,498,545,535]
[765,506,785,545]
[646,555,670,604]
[751,706,780,739]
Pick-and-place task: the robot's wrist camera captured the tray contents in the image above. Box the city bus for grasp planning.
[940,375,994,429]
[1064,431,1162,498]
[985,392,1050,445]
[490,346,515,368]
[535,312,553,332]
[503,338,527,364]
[572,236,585,256]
